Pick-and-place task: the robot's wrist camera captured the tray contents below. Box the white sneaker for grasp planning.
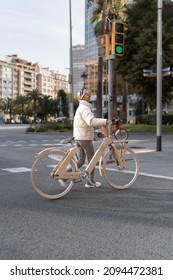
[85,181,101,188]
[58,179,66,188]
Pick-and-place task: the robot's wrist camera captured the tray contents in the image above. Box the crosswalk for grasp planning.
[0,138,157,176]
[1,167,31,173]
[0,139,155,152]
[0,139,66,148]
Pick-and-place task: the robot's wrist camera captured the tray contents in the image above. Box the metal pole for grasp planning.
[69,0,74,122]
[108,59,113,134]
[156,0,162,151]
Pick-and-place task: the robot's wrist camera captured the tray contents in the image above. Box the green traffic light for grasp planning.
[115,45,123,54]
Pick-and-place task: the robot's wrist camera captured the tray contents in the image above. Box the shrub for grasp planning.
[137,113,173,125]
[27,127,35,132]
[26,121,73,133]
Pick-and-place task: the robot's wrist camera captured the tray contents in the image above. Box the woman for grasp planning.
[73,88,111,188]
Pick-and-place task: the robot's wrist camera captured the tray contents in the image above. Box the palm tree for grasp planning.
[14,95,28,123]
[90,0,107,117]
[0,98,6,112]
[57,89,69,117]
[39,95,52,123]
[28,89,42,123]
[5,98,15,123]
[91,0,126,118]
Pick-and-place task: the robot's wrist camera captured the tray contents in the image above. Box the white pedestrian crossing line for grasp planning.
[0,141,66,147]
[130,148,155,154]
[1,167,31,173]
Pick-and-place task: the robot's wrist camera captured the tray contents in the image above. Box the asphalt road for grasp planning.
[0,125,173,260]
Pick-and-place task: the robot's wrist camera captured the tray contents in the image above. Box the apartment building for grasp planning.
[37,67,68,100]
[0,54,68,100]
[0,54,17,99]
[10,55,38,96]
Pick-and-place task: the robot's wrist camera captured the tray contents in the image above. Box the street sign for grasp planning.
[143,67,171,77]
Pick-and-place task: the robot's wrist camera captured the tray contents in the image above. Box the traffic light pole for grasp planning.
[156,0,162,151]
[105,54,115,134]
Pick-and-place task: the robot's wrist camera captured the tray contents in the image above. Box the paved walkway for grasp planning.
[127,134,173,180]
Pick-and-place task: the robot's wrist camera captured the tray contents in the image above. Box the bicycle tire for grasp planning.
[102,146,139,190]
[94,131,104,141]
[114,127,128,141]
[30,149,77,200]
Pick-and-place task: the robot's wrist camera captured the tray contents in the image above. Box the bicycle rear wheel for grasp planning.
[94,131,104,141]
[114,127,128,141]
[102,146,139,190]
[30,149,77,199]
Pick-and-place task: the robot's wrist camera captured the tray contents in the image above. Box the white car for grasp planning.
[52,117,67,123]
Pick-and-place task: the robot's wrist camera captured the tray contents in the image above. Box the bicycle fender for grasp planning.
[98,156,103,177]
[35,148,65,158]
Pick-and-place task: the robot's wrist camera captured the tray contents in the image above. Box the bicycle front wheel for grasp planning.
[114,127,128,141]
[30,149,77,200]
[102,146,139,190]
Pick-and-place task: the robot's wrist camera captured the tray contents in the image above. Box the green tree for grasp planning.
[38,95,53,123]
[14,95,28,123]
[0,98,6,113]
[57,89,69,117]
[91,0,126,117]
[117,0,173,110]
[28,89,43,122]
[5,98,15,123]
[91,0,106,117]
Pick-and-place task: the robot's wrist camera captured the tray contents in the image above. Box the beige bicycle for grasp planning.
[30,127,139,200]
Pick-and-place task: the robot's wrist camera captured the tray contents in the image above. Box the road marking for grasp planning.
[0,141,68,147]
[1,167,31,173]
[15,144,24,147]
[29,144,38,146]
[95,165,173,181]
[139,172,173,181]
[42,143,62,146]
[131,148,155,154]
[1,166,173,181]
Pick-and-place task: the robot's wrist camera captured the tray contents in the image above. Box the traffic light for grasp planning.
[98,34,110,58]
[111,22,124,56]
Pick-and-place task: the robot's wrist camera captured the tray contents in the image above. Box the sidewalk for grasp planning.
[128,134,173,180]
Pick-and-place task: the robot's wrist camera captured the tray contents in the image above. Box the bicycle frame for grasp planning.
[53,135,126,181]
[112,123,121,134]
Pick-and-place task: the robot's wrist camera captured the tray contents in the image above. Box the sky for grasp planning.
[0,0,85,75]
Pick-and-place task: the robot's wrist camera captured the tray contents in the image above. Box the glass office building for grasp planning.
[72,45,85,94]
[85,0,98,95]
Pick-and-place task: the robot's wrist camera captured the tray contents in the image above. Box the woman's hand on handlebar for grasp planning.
[106,119,112,125]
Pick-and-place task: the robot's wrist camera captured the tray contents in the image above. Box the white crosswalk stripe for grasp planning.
[0,140,65,147]
[1,167,31,173]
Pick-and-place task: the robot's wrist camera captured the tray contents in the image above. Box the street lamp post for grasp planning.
[69,0,74,122]
[81,71,87,87]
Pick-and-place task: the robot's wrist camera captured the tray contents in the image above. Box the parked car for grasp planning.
[52,117,67,123]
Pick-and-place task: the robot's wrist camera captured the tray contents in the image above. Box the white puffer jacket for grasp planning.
[73,100,107,140]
